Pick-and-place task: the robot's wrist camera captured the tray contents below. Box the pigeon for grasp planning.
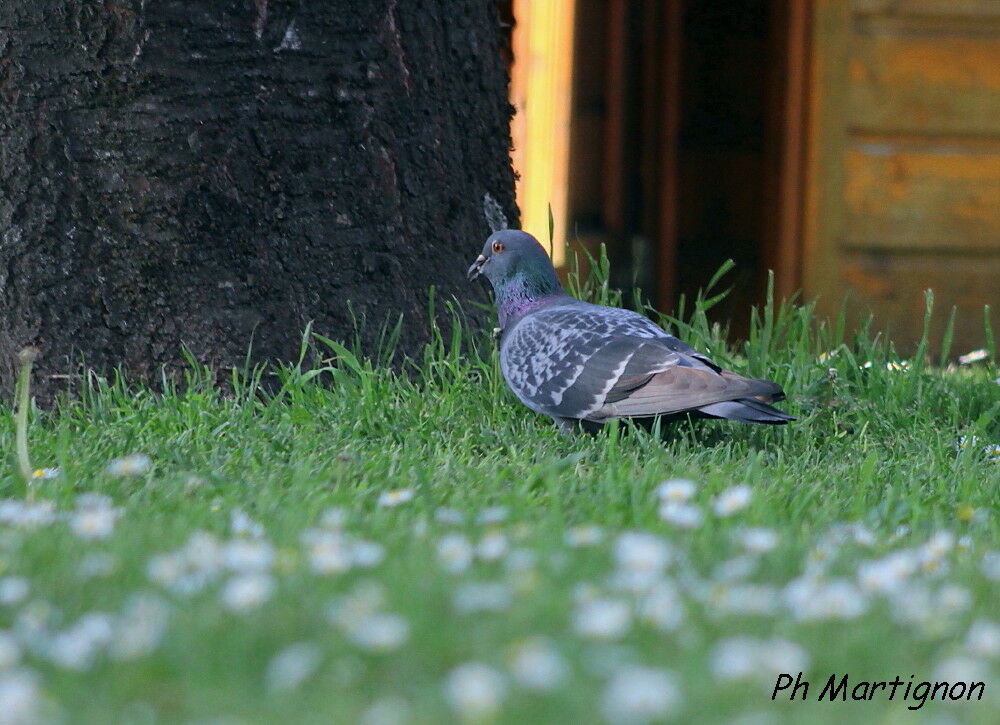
[467,229,794,433]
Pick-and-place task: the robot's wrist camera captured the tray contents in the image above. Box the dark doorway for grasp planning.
[676,0,772,336]
[558,0,802,339]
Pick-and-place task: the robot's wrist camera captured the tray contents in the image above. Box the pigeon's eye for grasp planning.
[492,241,504,254]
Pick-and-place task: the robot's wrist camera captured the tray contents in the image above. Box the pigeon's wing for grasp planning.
[499,305,686,420]
[500,303,782,421]
[595,369,784,420]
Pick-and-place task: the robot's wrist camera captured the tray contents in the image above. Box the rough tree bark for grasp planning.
[0,0,516,399]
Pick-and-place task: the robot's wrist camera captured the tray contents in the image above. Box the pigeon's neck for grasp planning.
[495,273,564,329]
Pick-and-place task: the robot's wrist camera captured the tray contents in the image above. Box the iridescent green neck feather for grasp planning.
[494,266,564,329]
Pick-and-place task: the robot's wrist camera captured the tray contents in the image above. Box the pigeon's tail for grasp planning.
[597,367,794,424]
[696,398,796,424]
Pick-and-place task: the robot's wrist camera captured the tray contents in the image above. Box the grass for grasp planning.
[0,266,998,724]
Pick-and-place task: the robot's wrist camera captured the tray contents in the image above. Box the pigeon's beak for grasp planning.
[466,254,487,281]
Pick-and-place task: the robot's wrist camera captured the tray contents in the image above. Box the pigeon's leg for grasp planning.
[550,416,579,437]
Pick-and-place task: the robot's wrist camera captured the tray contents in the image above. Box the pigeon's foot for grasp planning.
[551,416,580,437]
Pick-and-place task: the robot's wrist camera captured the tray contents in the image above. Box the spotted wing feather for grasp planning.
[499,303,685,419]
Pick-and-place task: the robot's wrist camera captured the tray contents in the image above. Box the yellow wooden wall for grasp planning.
[804,0,1000,352]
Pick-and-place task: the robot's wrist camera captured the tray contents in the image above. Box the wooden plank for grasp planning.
[835,251,1000,350]
[806,2,1000,352]
[802,1,853,311]
[853,0,1000,20]
[848,22,1000,135]
[763,0,811,299]
[842,140,1000,251]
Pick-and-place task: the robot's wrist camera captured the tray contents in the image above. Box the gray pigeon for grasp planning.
[467,230,794,432]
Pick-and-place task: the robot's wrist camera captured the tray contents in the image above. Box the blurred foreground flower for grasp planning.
[601,666,681,724]
[69,494,121,541]
[565,524,604,547]
[437,534,474,574]
[712,636,810,682]
[655,478,696,503]
[106,453,151,477]
[377,488,414,507]
[573,598,632,640]
[344,613,410,653]
[508,637,567,690]
[443,662,506,720]
[0,669,42,725]
[221,574,274,612]
[658,502,704,529]
[713,485,752,517]
[266,642,322,692]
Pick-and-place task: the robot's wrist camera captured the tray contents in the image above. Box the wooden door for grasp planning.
[803,0,1000,352]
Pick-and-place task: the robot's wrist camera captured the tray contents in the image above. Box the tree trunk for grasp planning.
[0,0,516,399]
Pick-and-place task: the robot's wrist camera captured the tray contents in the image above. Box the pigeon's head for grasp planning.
[466,230,557,288]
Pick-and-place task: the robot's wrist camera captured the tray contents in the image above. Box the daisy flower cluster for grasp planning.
[0,463,996,722]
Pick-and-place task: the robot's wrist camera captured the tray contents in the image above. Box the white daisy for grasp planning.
[437,534,474,574]
[452,582,512,614]
[476,507,509,526]
[443,662,506,719]
[109,594,169,661]
[654,478,696,503]
[636,581,685,632]
[230,509,265,538]
[345,613,410,653]
[0,669,42,725]
[712,485,752,517]
[0,631,21,669]
[785,577,867,621]
[434,507,465,525]
[319,507,348,528]
[220,574,274,612]
[476,531,508,561]
[509,637,567,690]
[564,524,604,547]
[359,696,410,725]
[223,539,275,573]
[658,502,704,529]
[572,598,632,640]
[964,620,1000,658]
[377,488,414,507]
[736,527,779,553]
[105,453,151,477]
[266,642,322,692]
[601,666,681,724]
[0,578,30,606]
[69,506,120,540]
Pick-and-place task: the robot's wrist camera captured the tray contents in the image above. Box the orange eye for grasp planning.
[492,241,504,254]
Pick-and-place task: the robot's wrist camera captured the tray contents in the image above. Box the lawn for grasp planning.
[1,278,998,724]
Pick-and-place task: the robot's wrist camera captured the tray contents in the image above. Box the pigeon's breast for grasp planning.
[500,319,598,414]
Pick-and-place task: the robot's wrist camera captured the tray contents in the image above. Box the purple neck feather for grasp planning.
[495,275,564,328]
